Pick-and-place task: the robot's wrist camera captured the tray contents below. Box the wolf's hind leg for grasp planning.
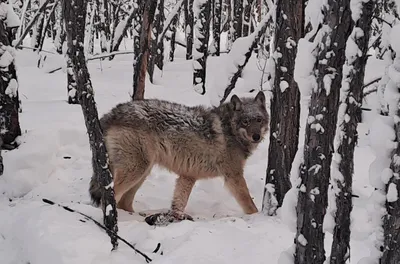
[170,176,196,220]
[117,175,147,212]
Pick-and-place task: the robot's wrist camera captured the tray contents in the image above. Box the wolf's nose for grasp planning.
[252,134,261,142]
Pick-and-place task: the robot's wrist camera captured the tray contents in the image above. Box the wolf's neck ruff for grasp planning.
[90,91,269,223]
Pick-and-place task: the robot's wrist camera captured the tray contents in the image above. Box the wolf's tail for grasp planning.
[89,173,102,207]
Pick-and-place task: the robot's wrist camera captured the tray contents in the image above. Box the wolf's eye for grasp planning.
[242,119,249,126]
[256,117,262,123]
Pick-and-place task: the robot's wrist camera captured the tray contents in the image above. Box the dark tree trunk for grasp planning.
[97,0,111,53]
[0,22,21,149]
[219,12,272,104]
[62,0,119,249]
[66,51,78,104]
[242,0,253,36]
[184,0,194,60]
[132,0,157,100]
[232,0,243,40]
[111,3,139,53]
[54,0,66,54]
[212,0,222,56]
[132,0,145,95]
[169,11,180,62]
[38,1,58,52]
[329,1,374,263]
[294,1,353,263]
[262,0,305,215]
[109,0,121,54]
[147,0,164,83]
[15,0,53,49]
[32,12,45,50]
[192,0,212,95]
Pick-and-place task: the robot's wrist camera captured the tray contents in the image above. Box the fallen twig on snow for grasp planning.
[42,198,153,263]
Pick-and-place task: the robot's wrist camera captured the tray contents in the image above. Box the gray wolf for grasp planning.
[89,91,269,221]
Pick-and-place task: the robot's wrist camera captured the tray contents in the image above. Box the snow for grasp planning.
[387,183,398,202]
[0,35,386,264]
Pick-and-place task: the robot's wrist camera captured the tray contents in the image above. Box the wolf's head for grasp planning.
[229,91,269,144]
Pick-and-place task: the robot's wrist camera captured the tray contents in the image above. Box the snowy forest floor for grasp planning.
[0,39,382,264]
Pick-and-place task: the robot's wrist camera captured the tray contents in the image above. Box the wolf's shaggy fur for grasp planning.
[89,91,269,219]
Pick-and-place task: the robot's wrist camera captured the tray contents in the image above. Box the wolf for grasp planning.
[89,91,269,221]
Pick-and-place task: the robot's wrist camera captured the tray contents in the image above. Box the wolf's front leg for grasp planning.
[224,174,258,214]
[170,176,196,220]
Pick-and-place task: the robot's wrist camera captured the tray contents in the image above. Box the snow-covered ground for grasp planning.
[0,38,382,263]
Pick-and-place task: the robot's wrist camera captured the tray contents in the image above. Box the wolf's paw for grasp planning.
[144,211,194,226]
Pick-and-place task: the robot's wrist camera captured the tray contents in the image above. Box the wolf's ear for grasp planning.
[254,91,266,106]
[231,94,242,111]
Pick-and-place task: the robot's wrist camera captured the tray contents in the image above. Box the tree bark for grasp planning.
[232,0,243,40]
[169,11,180,62]
[0,22,21,148]
[63,0,119,249]
[242,0,253,36]
[54,0,66,54]
[147,0,164,83]
[96,0,111,53]
[262,0,304,215]
[294,1,353,264]
[328,1,374,263]
[132,0,157,100]
[184,0,194,60]
[192,0,212,95]
[211,0,222,56]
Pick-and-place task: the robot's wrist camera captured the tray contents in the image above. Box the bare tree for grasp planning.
[294,0,353,263]
[262,0,305,216]
[132,0,157,100]
[327,1,375,263]
[184,0,194,59]
[62,0,118,249]
[193,0,212,95]
[148,0,164,83]
[211,0,222,55]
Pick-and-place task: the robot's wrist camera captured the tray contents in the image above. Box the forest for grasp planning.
[0,0,399,263]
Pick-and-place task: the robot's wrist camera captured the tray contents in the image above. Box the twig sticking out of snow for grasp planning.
[41,199,153,263]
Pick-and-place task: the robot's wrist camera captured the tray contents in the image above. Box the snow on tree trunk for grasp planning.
[96,0,111,53]
[192,0,211,95]
[111,3,138,53]
[62,0,119,249]
[38,1,58,52]
[132,0,157,100]
[14,0,53,49]
[108,0,120,55]
[16,0,30,41]
[262,0,304,216]
[293,1,353,263]
[54,0,66,54]
[169,10,180,62]
[0,24,21,148]
[242,0,253,37]
[147,0,164,83]
[84,0,97,55]
[218,9,273,105]
[380,23,400,264]
[31,11,45,50]
[232,0,243,40]
[324,1,374,263]
[184,0,194,60]
[211,0,222,56]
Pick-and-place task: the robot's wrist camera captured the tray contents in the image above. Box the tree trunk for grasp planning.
[232,0,243,40]
[211,0,222,56]
[85,0,97,55]
[32,12,45,50]
[294,1,353,263]
[184,0,194,60]
[242,0,253,37]
[62,0,119,249]
[147,0,164,83]
[328,1,374,263]
[0,22,21,148]
[109,0,121,54]
[132,0,157,100]
[38,1,58,52]
[169,11,180,62]
[193,0,211,95]
[262,0,304,216]
[54,0,66,54]
[97,0,111,53]
[111,3,139,53]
